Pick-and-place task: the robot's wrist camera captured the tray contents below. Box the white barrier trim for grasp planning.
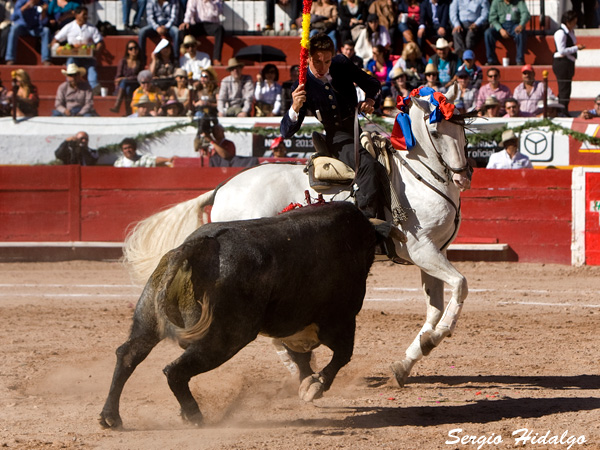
[572,167,600,266]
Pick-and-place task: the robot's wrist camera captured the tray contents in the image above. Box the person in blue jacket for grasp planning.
[280,33,385,218]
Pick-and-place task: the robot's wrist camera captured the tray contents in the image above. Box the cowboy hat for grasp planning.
[500,129,519,147]
[61,63,86,76]
[536,96,565,110]
[424,63,438,75]
[382,97,396,108]
[183,35,197,46]
[226,57,244,71]
[484,96,500,107]
[435,38,449,49]
[163,98,184,114]
[390,66,405,80]
[134,94,156,108]
[174,67,187,78]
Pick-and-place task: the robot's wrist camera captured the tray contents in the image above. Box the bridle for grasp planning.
[420,115,472,183]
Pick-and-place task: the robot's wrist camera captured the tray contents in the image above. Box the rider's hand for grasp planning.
[360,98,375,115]
[291,83,306,113]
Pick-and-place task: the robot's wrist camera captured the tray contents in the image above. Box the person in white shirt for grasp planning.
[254,63,282,116]
[552,10,585,114]
[486,129,533,169]
[179,34,211,81]
[51,6,104,91]
[114,138,175,167]
[179,0,224,65]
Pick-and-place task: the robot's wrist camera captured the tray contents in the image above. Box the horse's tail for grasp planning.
[124,190,216,283]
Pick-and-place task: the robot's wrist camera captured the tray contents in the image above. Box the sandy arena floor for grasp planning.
[0,260,599,450]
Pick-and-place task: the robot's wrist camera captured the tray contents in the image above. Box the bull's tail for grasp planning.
[153,243,213,344]
[124,190,216,283]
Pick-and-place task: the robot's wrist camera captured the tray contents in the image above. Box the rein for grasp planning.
[360,112,462,251]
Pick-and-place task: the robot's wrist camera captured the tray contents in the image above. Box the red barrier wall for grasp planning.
[0,166,242,242]
[0,166,573,264]
[585,172,600,265]
[458,169,572,264]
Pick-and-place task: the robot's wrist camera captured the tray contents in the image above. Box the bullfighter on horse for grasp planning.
[280,33,387,219]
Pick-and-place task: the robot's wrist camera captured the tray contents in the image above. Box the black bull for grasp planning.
[100,202,390,428]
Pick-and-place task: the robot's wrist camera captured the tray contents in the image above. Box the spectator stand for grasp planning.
[2,0,600,117]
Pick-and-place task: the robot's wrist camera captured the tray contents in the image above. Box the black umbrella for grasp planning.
[235,45,287,63]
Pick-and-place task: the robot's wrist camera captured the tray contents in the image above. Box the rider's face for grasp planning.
[309,51,333,79]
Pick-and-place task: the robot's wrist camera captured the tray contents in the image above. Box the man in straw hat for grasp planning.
[217,57,254,117]
[427,38,461,89]
[486,129,533,169]
[480,95,501,117]
[128,94,158,117]
[179,0,224,66]
[281,33,386,219]
[52,63,97,117]
[51,6,104,91]
[179,35,211,81]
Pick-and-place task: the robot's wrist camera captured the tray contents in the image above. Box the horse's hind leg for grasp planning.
[391,261,467,387]
[99,322,161,429]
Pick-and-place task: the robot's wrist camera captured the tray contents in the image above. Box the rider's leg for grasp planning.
[337,144,384,219]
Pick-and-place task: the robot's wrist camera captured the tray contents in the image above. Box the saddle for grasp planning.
[305,132,355,190]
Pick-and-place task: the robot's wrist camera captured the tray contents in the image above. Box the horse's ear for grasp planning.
[445,82,459,104]
[410,96,432,115]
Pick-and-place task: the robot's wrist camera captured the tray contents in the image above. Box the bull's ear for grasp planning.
[445,82,459,103]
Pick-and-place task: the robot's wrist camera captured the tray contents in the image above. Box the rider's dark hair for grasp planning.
[309,34,335,56]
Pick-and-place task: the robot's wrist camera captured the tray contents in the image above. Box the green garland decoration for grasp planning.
[97,116,600,155]
[466,118,600,146]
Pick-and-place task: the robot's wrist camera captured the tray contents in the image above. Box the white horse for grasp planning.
[124,84,471,387]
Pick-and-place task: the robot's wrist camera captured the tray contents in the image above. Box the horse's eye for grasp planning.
[430,129,439,139]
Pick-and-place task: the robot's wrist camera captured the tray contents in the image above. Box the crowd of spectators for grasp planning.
[0,0,598,121]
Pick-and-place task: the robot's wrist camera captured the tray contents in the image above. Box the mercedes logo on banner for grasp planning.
[522,131,552,161]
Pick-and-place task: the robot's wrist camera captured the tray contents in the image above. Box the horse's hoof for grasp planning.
[298,374,324,402]
[98,411,123,429]
[390,360,411,387]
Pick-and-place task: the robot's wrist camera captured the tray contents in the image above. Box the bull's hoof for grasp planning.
[98,411,123,429]
[390,360,411,387]
[181,410,204,426]
[298,374,325,402]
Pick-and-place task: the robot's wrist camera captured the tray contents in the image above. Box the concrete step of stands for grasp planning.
[9,34,302,67]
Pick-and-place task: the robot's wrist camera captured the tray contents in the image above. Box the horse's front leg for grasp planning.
[391,250,468,387]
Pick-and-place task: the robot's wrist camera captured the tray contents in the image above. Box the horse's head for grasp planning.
[407,84,471,191]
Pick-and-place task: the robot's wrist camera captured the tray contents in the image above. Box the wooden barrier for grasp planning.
[0,166,575,264]
[458,169,572,264]
[0,166,242,242]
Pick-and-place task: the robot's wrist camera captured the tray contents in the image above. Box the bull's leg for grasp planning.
[99,326,161,429]
[163,338,253,425]
[391,251,467,387]
[298,319,355,402]
[281,346,313,382]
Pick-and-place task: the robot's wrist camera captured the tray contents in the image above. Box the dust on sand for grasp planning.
[1,261,599,449]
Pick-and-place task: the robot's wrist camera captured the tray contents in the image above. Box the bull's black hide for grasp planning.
[99,202,379,429]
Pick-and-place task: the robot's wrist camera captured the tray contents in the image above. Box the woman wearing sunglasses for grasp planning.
[111,40,144,115]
